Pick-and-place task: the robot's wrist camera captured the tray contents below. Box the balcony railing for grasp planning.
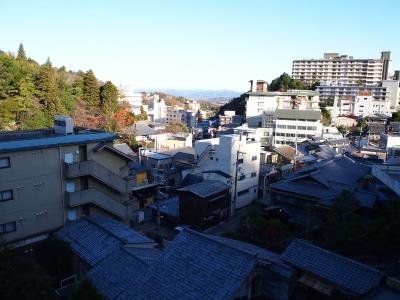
[66,188,129,218]
[64,160,132,193]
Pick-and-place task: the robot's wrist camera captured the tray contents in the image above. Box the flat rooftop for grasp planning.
[0,127,116,154]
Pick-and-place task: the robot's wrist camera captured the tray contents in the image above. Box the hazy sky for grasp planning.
[1,0,399,92]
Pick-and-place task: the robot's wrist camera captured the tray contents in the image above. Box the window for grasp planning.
[239,174,245,180]
[287,125,296,129]
[0,157,10,169]
[252,155,257,161]
[238,158,243,164]
[251,172,257,177]
[0,221,16,234]
[0,190,13,202]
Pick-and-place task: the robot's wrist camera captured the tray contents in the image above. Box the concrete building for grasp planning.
[273,109,322,145]
[379,133,400,158]
[193,134,260,211]
[245,80,320,145]
[0,116,134,243]
[316,80,399,111]
[165,106,196,128]
[292,51,390,86]
[118,86,143,115]
[219,110,242,126]
[147,94,166,123]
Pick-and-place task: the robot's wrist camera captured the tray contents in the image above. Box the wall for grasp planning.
[0,147,65,242]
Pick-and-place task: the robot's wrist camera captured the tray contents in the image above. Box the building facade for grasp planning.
[0,117,134,243]
[292,51,390,86]
[273,109,322,145]
[194,134,260,211]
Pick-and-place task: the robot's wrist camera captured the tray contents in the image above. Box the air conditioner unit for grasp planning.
[54,115,74,135]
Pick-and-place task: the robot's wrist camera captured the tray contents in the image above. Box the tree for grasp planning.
[357,119,368,129]
[100,81,118,114]
[17,43,26,60]
[82,69,99,108]
[392,112,400,122]
[35,63,63,124]
[0,248,53,299]
[269,73,304,91]
[165,121,189,134]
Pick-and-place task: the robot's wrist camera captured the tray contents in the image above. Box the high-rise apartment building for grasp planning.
[292,52,390,86]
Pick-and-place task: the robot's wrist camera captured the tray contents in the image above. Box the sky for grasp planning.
[1,0,399,92]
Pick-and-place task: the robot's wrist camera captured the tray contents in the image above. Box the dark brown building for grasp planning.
[177,180,230,230]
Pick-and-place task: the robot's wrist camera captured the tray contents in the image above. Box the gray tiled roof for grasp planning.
[178,180,230,198]
[273,109,321,121]
[117,229,257,300]
[149,196,179,218]
[270,156,370,203]
[282,239,382,296]
[87,248,149,299]
[54,216,154,266]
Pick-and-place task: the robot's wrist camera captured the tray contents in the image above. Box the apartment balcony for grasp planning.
[66,189,129,219]
[64,160,132,193]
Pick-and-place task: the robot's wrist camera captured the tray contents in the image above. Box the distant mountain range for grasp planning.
[143,89,242,101]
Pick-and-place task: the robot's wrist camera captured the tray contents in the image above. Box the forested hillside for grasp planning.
[0,44,133,132]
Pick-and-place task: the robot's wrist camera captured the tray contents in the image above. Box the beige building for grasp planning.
[292,52,390,86]
[0,116,135,243]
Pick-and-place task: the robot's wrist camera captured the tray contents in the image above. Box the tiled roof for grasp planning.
[54,216,154,266]
[149,196,179,218]
[282,239,382,296]
[117,229,257,300]
[87,248,149,299]
[270,156,370,203]
[178,180,230,198]
[273,109,321,121]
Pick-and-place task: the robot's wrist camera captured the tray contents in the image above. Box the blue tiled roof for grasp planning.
[117,229,257,300]
[270,156,371,203]
[149,196,179,218]
[0,131,116,153]
[87,248,149,299]
[282,239,382,296]
[54,216,154,266]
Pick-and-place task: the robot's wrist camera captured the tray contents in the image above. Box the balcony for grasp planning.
[66,189,129,219]
[64,160,132,193]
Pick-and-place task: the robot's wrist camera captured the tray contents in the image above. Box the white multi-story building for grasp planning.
[148,94,166,123]
[193,134,260,211]
[118,86,144,115]
[246,80,320,145]
[273,109,322,145]
[316,80,399,111]
[292,51,390,86]
[332,91,391,118]
[382,80,400,110]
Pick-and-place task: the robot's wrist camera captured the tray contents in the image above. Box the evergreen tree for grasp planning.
[35,63,63,124]
[83,69,100,108]
[17,43,26,60]
[100,81,118,114]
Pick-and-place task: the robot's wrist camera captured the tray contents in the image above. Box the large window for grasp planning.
[0,157,10,169]
[251,172,257,177]
[0,190,13,202]
[251,155,257,161]
[0,221,16,234]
